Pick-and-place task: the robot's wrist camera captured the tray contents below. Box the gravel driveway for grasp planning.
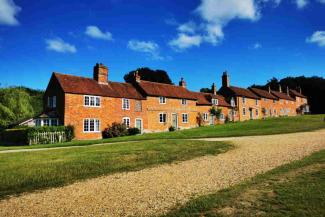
[1,130,325,217]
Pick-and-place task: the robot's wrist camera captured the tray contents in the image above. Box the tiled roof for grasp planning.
[54,73,145,100]
[290,89,307,98]
[136,80,197,100]
[192,92,231,107]
[249,88,278,100]
[229,86,259,99]
[271,90,295,101]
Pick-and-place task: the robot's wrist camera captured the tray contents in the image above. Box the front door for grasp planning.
[172,114,178,129]
[210,115,215,126]
[249,109,253,120]
[135,119,142,133]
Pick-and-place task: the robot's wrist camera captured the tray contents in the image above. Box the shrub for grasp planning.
[128,127,141,135]
[0,126,75,145]
[102,122,128,138]
[169,126,176,132]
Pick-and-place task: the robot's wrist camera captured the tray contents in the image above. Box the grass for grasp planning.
[1,115,324,151]
[163,149,325,217]
[0,139,232,200]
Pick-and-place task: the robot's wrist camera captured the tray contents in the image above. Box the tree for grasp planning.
[0,87,43,129]
[250,76,325,114]
[124,67,173,84]
[200,88,212,93]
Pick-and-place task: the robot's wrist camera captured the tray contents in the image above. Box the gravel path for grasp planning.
[1,130,325,217]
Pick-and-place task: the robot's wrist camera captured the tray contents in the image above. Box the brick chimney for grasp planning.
[212,83,217,95]
[93,63,108,84]
[279,84,282,93]
[134,71,141,83]
[179,77,186,88]
[222,71,230,87]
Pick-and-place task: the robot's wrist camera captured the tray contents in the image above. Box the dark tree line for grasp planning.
[251,76,325,114]
[124,67,173,84]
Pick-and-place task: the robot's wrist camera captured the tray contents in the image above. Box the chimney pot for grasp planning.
[134,71,141,83]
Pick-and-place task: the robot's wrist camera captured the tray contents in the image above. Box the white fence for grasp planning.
[29,131,67,145]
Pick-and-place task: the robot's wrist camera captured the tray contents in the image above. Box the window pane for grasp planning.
[89,119,94,131]
[96,97,100,106]
[95,119,100,131]
[85,96,89,106]
[90,97,95,106]
[53,96,57,108]
[84,119,89,132]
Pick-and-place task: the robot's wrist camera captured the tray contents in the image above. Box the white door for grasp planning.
[135,119,142,133]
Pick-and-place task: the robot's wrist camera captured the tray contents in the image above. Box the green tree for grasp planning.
[124,67,173,84]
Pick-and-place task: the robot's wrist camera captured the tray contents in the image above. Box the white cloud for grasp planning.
[295,0,308,9]
[169,0,262,50]
[169,33,203,51]
[0,0,21,26]
[177,21,198,34]
[317,0,325,3]
[306,31,325,47]
[127,40,163,60]
[45,38,77,53]
[85,25,113,41]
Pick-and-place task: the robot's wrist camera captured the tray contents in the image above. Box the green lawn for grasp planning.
[1,115,324,151]
[163,149,325,217]
[0,139,232,200]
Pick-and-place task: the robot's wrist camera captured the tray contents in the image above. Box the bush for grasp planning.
[0,128,28,145]
[0,125,75,145]
[128,127,141,135]
[169,126,176,132]
[102,122,128,138]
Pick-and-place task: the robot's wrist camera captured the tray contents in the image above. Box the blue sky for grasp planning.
[0,0,324,91]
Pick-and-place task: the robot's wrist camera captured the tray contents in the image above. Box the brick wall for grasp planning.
[64,93,147,140]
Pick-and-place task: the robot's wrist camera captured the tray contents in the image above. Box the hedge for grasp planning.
[0,125,74,145]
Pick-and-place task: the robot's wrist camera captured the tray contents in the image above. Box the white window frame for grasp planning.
[84,95,101,107]
[203,113,208,121]
[159,113,167,123]
[159,96,166,104]
[212,98,218,105]
[242,97,246,104]
[83,118,100,133]
[255,99,259,106]
[122,117,131,128]
[122,98,130,110]
[181,99,187,105]
[243,107,246,116]
[230,98,236,107]
[182,113,189,123]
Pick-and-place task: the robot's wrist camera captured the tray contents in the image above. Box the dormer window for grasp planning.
[212,98,218,105]
[159,96,166,104]
[181,99,187,105]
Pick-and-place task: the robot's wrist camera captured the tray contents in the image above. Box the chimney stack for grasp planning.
[268,86,271,93]
[286,86,289,96]
[134,71,141,83]
[93,63,108,84]
[222,71,230,87]
[212,83,217,95]
[279,84,282,93]
[299,86,302,94]
[179,77,186,88]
